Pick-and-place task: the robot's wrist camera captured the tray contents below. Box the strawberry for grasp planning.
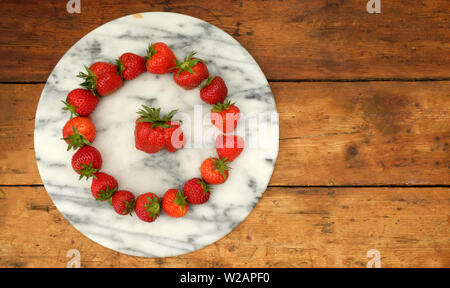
[62,116,96,150]
[117,52,146,80]
[89,62,118,76]
[62,88,99,117]
[211,99,240,133]
[78,62,123,96]
[145,42,176,74]
[71,145,102,180]
[183,178,210,204]
[162,189,189,217]
[164,121,186,152]
[91,172,118,201]
[216,134,244,162]
[111,190,136,216]
[200,157,230,184]
[172,51,209,90]
[135,192,161,223]
[200,76,228,105]
[135,106,184,153]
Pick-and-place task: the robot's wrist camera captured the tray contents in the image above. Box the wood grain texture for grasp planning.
[0,0,449,82]
[1,82,448,186]
[0,186,448,268]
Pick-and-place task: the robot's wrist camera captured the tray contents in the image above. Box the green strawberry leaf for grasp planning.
[62,126,91,151]
[96,186,118,201]
[211,157,231,179]
[137,105,181,128]
[211,98,235,112]
[144,195,161,220]
[77,65,98,95]
[61,100,79,118]
[173,190,188,211]
[76,162,100,180]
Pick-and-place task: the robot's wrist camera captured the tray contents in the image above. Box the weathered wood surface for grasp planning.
[0,186,448,268]
[1,82,448,186]
[1,0,449,82]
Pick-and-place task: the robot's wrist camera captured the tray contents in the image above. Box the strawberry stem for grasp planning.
[96,186,118,201]
[77,163,100,180]
[200,76,216,89]
[61,100,79,118]
[144,195,161,220]
[173,190,188,211]
[211,98,234,113]
[211,158,231,179]
[170,51,201,76]
[77,65,98,95]
[137,105,181,128]
[62,126,91,151]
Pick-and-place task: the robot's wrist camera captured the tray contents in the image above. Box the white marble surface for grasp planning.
[34,12,279,257]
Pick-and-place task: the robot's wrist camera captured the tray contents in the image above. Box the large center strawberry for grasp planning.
[134,105,185,154]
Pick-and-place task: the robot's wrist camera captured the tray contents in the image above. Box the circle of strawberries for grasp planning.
[61,42,244,223]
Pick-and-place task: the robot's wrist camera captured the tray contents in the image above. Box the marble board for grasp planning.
[34,12,279,257]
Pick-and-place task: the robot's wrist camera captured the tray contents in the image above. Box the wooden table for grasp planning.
[0,0,449,268]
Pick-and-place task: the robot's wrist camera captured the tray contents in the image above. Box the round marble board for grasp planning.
[34,12,279,257]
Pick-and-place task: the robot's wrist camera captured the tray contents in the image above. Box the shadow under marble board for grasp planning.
[34,12,279,257]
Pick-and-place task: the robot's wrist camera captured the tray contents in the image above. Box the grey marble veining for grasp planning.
[34,12,279,257]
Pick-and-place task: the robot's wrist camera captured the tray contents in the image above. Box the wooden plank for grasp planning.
[0,0,449,82]
[0,82,449,186]
[0,186,448,267]
[272,81,450,186]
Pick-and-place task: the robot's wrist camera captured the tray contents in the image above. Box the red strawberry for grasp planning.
[91,172,118,201]
[200,76,228,105]
[89,62,118,76]
[216,134,244,162]
[71,145,102,180]
[78,63,123,96]
[164,121,186,152]
[162,189,189,217]
[112,190,136,216]
[172,51,209,90]
[62,88,99,117]
[135,192,161,223]
[117,53,146,80]
[145,42,176,74]
[211,99,240,133]
[135,106,184,153]
[62,116,96,150]
[183,178,210,204]
[200,157,230,184]
[95,72,123,96]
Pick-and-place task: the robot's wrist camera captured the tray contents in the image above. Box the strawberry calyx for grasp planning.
[61,100,79,118]
[173,190,188,211]
[145,43,158,61]
[96,186,118,201]
[63,126,91,151]
[77,65,98,95]
[76,163,100,180]
[124,198,136,216]
[144,195,161,220]
[211,158,231,179]
[197,179,210,195]
[115,58,125,79]
[137,105,180,128]
[211,98,234,113]
[170,51,202,76]
[200,76,216,89]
